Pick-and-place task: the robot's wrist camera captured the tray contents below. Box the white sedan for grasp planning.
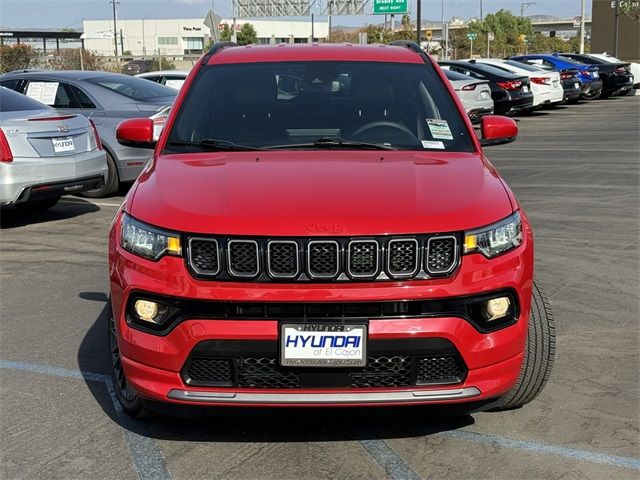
[466,58,564,109]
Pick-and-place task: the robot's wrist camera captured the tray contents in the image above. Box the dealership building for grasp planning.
[81,18,329,56]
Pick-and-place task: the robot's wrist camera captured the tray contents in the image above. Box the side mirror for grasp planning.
[479,115,518,147]
[116,118,156,149]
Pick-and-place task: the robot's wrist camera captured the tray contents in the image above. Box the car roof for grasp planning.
[1,70,135,81]
[208,43,424,65]
[137,70,190,77]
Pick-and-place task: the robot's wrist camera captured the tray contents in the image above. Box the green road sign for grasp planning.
[467,32,478,40]
[373,0,408,15]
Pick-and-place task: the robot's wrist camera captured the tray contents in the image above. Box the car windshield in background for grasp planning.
[85,75,175,101]
[0,87,49,112]
[166,61,475,153]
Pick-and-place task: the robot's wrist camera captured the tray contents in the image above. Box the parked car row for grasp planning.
[440,52,636,122]
[0,71,177,202]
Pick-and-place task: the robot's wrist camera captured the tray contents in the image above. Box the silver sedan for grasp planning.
[0,71,176,197]
[0,87,107,210]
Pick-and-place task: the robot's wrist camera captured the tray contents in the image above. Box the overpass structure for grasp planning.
[414,17,592,41]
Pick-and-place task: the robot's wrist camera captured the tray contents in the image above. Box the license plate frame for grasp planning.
[280,323,367,368]
[52,136,75,154]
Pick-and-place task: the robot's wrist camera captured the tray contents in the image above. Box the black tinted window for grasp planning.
[167,61,474,152]
[86,75,176,100]
[0,87,49,112]
[67,84,97,108]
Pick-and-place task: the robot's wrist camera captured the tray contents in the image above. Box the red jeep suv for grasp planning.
[109,41,555,417]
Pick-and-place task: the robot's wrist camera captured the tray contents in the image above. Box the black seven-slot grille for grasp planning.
[182,339,467,388]
[187,234,459,282]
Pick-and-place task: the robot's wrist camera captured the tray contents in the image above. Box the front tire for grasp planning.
[108,301,150,418]
[490,281,556,411]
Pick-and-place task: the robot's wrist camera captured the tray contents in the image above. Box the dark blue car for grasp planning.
[510,54,603,99]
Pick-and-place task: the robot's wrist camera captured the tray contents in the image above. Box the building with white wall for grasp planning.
[82,18,329,56]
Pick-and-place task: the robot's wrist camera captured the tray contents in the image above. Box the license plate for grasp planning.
[280,324,367,367]
[522,85,529,93]
[553,80,559,87]
[480,91,489,99]
[52,137,74,154]
[574,82,580,89]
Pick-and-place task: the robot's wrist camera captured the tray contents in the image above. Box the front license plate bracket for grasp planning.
[280,323,367,368]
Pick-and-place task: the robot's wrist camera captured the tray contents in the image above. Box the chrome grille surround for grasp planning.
[386,238,420,278]
[425,235,458,275]
[267,240,300,279]
[187,237,221,276]
[307,240,340,279]
[227,239,260,278]
[186,234,460,282]
[347,239,380,279]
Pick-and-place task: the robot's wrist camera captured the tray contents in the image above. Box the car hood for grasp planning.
[129,151,514,236]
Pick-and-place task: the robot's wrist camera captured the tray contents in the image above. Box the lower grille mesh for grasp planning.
[184,355,465,388]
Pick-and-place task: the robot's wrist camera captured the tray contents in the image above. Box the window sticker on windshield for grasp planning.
[25,82,59,105]
[422,140,445,149]
[426,119,453,140]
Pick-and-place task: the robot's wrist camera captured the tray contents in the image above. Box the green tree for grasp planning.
[362,24,393,44]
[237,23,257,45]
[219,24,232,42]
[0,44,34,73]
[217,22,256,46]
[621,2,640,21]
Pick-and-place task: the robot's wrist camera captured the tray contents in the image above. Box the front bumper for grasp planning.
[109,216,534,407]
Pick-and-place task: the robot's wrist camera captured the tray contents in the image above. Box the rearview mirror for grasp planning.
[116,118,156,149]
[479,115,518,147]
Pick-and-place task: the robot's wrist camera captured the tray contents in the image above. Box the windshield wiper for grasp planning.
[265,137,397,151]
[166,139,263,151]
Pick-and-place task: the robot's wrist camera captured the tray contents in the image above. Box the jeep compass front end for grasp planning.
[109,42,555,417]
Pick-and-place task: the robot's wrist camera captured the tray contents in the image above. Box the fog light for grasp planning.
[134,299,159,323]
[486,297,511,321]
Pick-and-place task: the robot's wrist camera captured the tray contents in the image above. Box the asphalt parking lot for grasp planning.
[1,96,639,479]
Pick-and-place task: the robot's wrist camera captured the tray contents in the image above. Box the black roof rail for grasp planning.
[389,40,423,54]
[201,41,238,65]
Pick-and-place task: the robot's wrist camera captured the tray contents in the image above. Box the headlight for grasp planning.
[120,213,182,260]
[463,211,523,258]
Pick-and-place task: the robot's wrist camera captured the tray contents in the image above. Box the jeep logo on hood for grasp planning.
[306,221,343,234]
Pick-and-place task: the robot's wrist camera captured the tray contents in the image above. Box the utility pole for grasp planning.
[441,0,445,56]
[416,0,421,45]
[479,0,483,20]
[613,0,620,56]
[520,2,535,18]
[311,13,315,42]
[579,0,586,53]
[110,0,119,61]
[232,0,237,43]
[444,22,449,60]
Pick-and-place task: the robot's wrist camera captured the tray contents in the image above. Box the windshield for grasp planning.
[166,61,474,152]
[86,75,176,101]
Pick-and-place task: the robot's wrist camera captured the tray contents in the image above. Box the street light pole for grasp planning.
[142,13,153,56]
[441,0,445,56]
[613,0,620,56]
[579,0,586,53]
[416,0,421,45]
[110,0,119,60]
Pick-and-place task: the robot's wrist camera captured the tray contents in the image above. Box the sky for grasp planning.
[0,0,593,30]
